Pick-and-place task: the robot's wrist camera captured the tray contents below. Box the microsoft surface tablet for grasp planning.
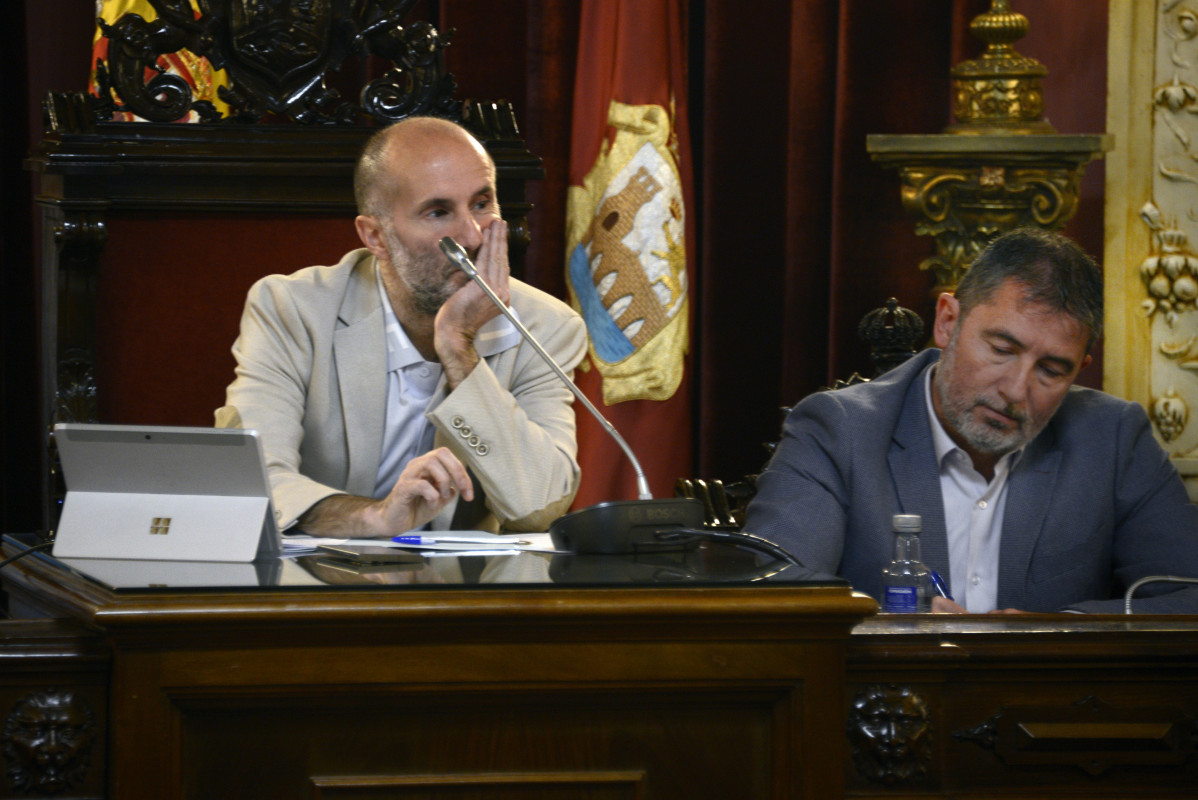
[51,423,280,562]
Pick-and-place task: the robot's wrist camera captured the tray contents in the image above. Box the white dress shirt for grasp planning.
[923,366,1023,612]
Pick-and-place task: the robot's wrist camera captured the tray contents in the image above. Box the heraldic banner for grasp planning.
[565,0,694,506]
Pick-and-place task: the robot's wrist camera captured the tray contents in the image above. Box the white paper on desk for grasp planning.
[279,531,560,556]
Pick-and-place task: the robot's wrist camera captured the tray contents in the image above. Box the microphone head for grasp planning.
[438,237,476,276]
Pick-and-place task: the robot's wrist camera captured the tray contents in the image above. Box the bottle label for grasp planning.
[883,585,918,613]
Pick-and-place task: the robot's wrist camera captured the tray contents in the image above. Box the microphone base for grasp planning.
[548,498,706,554]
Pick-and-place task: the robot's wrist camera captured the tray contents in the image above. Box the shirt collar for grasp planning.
[375,265,524,372]
[377,272,425,373]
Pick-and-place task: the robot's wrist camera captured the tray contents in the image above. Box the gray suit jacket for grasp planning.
[216,248,587,534]
[745,349,1198,613]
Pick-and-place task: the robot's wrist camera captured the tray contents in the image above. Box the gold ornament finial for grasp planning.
[948,0,1052,133]
[970,0,1028,53]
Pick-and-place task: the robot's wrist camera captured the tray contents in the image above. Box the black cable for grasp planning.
[651,527,805,568]
[0,541,53,570]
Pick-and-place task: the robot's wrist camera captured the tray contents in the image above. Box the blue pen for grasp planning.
[392,535,529,546]
[929,570,953,601]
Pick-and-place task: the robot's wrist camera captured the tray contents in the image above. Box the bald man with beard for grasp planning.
[217,117,586,537]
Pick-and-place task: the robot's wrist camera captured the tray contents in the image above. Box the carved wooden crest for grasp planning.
[94,0,459,124]
[2,689,98,794]
[846,684,933,785]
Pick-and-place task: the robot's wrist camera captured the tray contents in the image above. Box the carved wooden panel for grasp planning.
[845,684,933,787]
[175,688,785,798]
[847,617,1198,798]
[0,620,109,800]
[952,694,1194,776]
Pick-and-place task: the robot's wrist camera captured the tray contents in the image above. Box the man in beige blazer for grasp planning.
[216,117,586,536]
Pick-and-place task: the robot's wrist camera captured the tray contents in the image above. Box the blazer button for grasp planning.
[451,416,465,429]
[468,435,481,447]
[458,426,472,438]
[477,444,489,456]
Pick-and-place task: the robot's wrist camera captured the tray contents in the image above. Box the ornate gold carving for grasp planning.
[1139,203,1198,326]
[894,162,1078,292]
[2,689,97,794]
[1154,76,1198,147]
[947,0,1051,134]
[1114,3,1198,466]
[1152,389,1190,443]
[846,684,932,785]
[1140,195,1198,466]
[867,1,1108,295]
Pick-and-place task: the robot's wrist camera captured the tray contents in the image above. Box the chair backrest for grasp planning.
[676,298,925,529]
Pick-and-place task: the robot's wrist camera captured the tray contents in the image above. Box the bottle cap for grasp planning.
[892,513,922,533]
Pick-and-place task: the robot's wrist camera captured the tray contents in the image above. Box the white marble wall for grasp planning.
[1107,0,1198,498]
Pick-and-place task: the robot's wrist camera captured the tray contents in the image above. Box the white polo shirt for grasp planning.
[372,274,523,503]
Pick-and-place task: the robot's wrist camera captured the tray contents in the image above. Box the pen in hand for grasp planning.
[929,570,953,601]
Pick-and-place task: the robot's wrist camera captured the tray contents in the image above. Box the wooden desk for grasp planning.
[6,536,1197,799]
[1,538,873,800]
[845,616,1198,797]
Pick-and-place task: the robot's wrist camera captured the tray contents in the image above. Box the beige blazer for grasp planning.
[216,248,587,534]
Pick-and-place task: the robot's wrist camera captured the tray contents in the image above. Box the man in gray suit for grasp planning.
[217,117,586,537]
[746,228,1198,613]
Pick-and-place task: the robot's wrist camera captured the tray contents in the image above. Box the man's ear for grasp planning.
[355,215,387,260]
[932,292,960,349]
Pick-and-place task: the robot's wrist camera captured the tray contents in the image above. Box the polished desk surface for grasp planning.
[1,531,865,644]
[2,531,840,592]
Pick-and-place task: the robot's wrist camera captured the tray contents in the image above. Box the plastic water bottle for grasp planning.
[881,513,930,613]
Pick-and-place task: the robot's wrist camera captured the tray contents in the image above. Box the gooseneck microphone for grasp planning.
[1123,575,1198,613]
[438,236,706,553]
[439,236,652,500]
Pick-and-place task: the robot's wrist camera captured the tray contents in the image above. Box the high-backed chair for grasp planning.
[677,298,925,528]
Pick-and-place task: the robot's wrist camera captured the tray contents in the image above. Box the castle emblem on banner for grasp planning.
[566,101,688,404]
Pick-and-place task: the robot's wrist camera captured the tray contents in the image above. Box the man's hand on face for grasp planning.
[434,219,511,389]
